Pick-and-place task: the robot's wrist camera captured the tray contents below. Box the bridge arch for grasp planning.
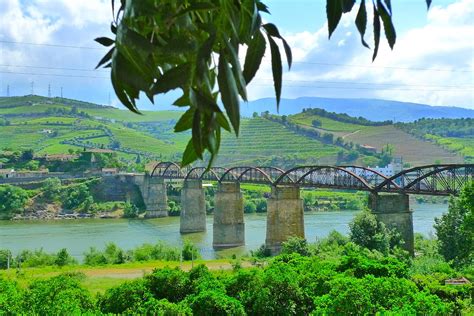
[274,165,374,191]
[150,161,182,178]
[375,164,474,195]
[184,167,228,181]
[219,166,275,184]
[341,165,400,188]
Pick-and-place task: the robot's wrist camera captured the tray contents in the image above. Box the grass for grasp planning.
[0,259,246,293]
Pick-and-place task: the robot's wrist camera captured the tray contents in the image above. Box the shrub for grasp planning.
[349,209,391,253]
[182,239,200,261]
[147,267,191,302]
[281,237,311,256]
[187,290,245,316]
[0,279,24,314]
[42,177,62,200]
[434,181,474,266]
[83,247,108,265]
[55,248,77,266]
[98,279,152,314]
[0,185,28,219]
[25,274,96,315]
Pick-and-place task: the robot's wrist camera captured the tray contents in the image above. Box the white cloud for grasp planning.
[247,0,474,109]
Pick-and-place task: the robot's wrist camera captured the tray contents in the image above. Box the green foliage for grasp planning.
[187,290,245,316]
[0,279,24,314]
[62,183,93,211]
[25,274,96,315]
[0,249,13,269]
[98,279,153,314]
[349,209,391,253]
[147,267,191,302]
[281,237,310,257]
[123,202,139,218]
[182,239,200,261]
[0,185,28,219]
[435,181,474,267]
[42,177,62,200]
[55,248,76,266]
[98,0,291,167]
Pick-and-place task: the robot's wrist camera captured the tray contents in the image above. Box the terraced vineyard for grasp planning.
[217,118,342,166]
[288,111,465,165]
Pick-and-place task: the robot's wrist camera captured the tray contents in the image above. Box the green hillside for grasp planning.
[288,109,466,165]
[0,95,471,167]
[217,118,342,166]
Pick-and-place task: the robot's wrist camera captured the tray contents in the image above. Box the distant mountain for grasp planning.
[241,97,474,122]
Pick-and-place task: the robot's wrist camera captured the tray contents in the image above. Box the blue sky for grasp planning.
[0,0,472,110]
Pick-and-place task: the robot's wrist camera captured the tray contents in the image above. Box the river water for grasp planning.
[0,203,447,260]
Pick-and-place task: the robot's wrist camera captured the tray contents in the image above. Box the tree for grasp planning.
[434,181,474,266]
[20,149,34,161]
[0,185,29,219]
[349,209,391,253]
[97,0,429,166]
[42,177,62,200]
[312,119,322,128]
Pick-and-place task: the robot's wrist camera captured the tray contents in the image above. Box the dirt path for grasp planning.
[342,129,361,139]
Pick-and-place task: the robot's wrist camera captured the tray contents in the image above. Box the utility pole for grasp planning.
[6,84,9,97]
[108,92,111,107]
[60,86,63,98]
[48,83,51,98]
[30,81,34,95]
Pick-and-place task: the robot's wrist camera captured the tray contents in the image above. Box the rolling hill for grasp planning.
[0,95,471,167]
[242,97,474,122]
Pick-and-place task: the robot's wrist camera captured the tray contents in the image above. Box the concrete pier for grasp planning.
[180,179,206,233]
[265,186,305,254]
[213,182,245,248]
[141,175,168,218]
[368,193,414,255]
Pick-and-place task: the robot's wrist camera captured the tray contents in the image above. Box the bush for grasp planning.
[83,247,108,265]
[42,177,62,200]
[147,267,191,302]
[62,184,92,210]
[182,239,200,261]
[0,249,13,269]
[244,199,257,213]
[25,274,96,315]
[349,209,391,253]
[0,279,24,314]
[281,237,311,256]
[187,290,245,316]
[55,248,77,266]
[434,181,474,266]
[98,279,152,314]
[0,185,29,219]
[17,248,57,268]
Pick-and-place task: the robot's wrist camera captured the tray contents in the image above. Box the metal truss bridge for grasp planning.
[150,162,474,196]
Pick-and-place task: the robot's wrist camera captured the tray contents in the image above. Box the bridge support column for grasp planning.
[369,193,414,255]
[180,179,206,233]
[265,186,305,255]
[213,182,245,248]
[142,175,168,218]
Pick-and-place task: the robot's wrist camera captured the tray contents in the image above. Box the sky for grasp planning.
[0,0,473,111]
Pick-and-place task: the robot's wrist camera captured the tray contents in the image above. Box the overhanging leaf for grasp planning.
[426,0,432,9]
[95,37,114,47]
[96,47,115,69]
[174,107,195,132]
[243,31,266,84]
[181,139,198,166]
[372,6,381,61]
[150,63,191,95]
[326,0,343,39]
[355,0,370,48]
[341,0,356,13]
[217,53,240,135]
[267,35,282,110]
[378,0,396,49]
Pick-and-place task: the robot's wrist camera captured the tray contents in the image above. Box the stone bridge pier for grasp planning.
[265,185,305,254]
[180,179,206,233]
[369,193,414,255]
[140,175,168,218]
[213,182,245,249]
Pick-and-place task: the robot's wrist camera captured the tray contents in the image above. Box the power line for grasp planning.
[0,64,108,73]
[291,61,474,73]
[252,83,473,92]
[0,71,109,79]
[2,39,472,73]
[0,40,105,50]
[260,78,474,89]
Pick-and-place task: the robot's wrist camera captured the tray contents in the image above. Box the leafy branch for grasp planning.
[96,0,432,167]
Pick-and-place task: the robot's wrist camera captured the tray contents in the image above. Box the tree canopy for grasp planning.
[97,0,432,166]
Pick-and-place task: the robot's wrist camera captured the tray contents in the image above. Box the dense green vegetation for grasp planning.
[1,181,472,314]
[1,95,471,167]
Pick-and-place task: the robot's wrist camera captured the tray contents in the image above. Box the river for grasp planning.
[0,203,447,260]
